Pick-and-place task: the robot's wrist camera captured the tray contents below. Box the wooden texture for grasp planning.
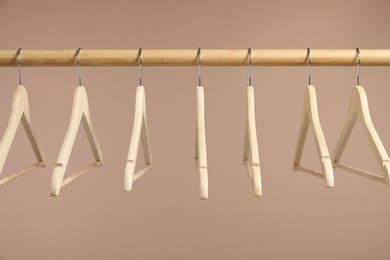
[195,86,208,200]
[293,85,334,188]
[124,85,152,191]
[1,49,390,66]
[0,85,45,187]
[243,86,262,196]
[332,85,390,186]
[333,162,386,184]
[61,162,102,188]
[51,86,103,196]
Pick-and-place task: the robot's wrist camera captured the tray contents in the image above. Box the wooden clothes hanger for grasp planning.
[0,85,45,186]
[332,50,390,185]
[293,85,334,187]
[0,49,45,186]
[293,48,334,187]
[195,85,208,199]
[51,85,103,196]
[195,48,208,199]
[51,49,103,196]
[125,49,152,191]
[243,49,262,196]
[243,85,262,196]
[333,85,390,185]
[124,86,152,191]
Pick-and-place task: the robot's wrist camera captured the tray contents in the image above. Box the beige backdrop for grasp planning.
[0,0,390,259]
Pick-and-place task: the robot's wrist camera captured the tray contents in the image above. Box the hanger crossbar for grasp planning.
[333,162,386,184]
[1,49,390,67]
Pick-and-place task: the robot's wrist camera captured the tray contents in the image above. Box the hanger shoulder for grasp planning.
[0,85,27,174]
[306,85,334,187]
[354,86,390,163]
[293,85,334,187]
[293,85,315,169]
[196,86,207,166]
[19,86,46,165]
[52,86,102,196]
[124,85,152,191]
[126,86,146,163]
[332,86,359,162]
[246,86,260,164]
[79,87,103,164]
[306,85,330,158]
[243,86,262,196]
[196,86,208,199]
[54,86,86,165]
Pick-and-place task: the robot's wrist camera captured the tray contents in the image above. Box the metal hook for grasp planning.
[356,48,360,86]
[198,48,202,86]
[139,48,143,86]
[17,48,22,85]
[248,48,252,86]
[307,47,311,85]
[76,48,82,86]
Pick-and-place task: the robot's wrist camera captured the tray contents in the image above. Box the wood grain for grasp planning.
[1,49,390,66]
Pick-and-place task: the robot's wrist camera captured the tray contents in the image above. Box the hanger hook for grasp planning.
[198,48,202,86]
[248,48,252,86]
[17,48,22,85]
[76,48,82,86]
[356,47,360,86]
[138,48,143,86]
[307,47,311,85]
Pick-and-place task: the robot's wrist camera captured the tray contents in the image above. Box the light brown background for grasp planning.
[0,0,390,259]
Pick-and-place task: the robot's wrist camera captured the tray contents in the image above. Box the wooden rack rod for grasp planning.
[1,49,390,67]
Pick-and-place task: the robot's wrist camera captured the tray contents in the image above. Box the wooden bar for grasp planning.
[0,49,390,67]
[60,162,101,188]
[0,162,42,186]
[293,165,324,179]
[333,162,387,184]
